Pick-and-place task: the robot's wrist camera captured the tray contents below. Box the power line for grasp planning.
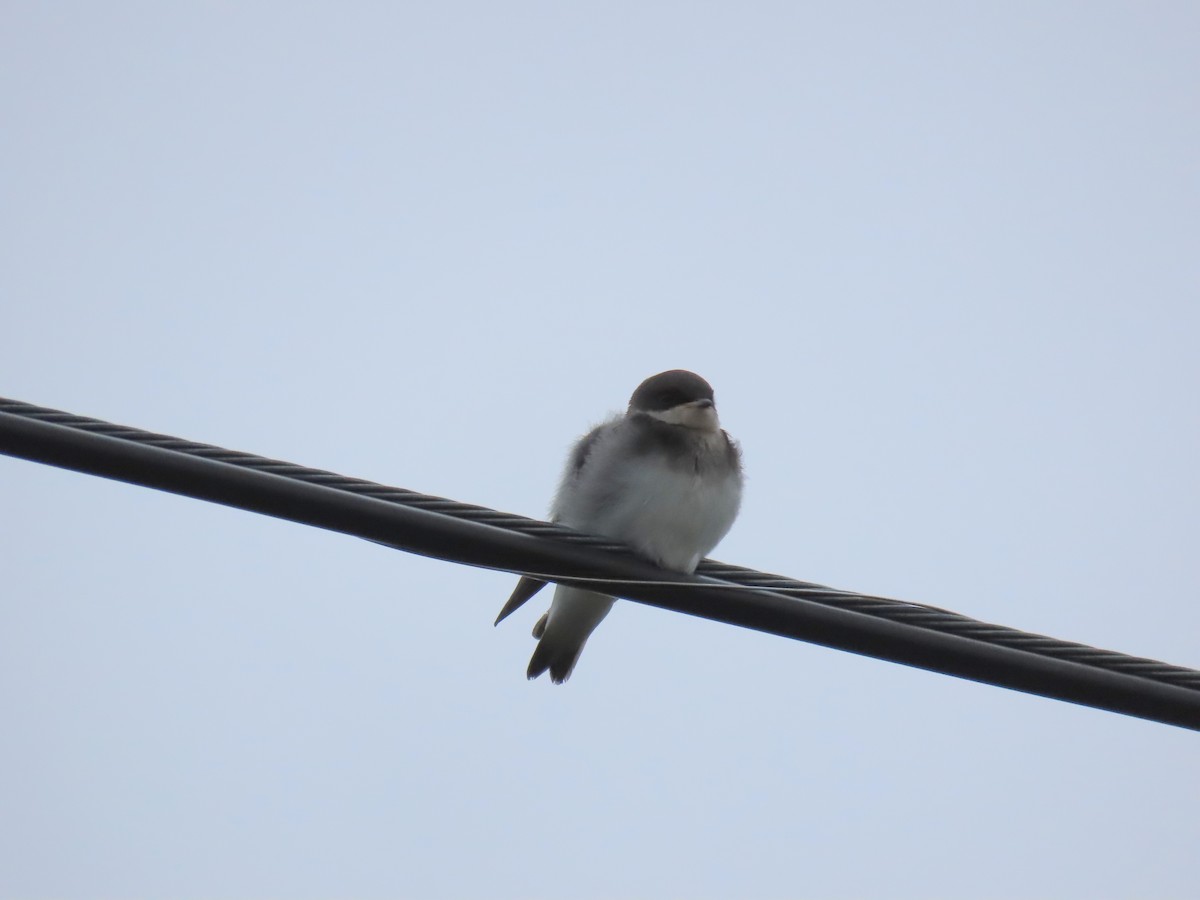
[1,395,1198,731]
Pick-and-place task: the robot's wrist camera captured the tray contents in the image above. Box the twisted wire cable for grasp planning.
[2,395,1198,730]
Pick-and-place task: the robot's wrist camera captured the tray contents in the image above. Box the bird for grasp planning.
[494,369,743,683]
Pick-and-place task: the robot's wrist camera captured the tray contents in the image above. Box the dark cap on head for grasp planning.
[629,369,716,412]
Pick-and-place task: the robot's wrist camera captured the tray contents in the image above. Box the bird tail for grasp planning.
[527,635,587,684]
[526,587,614,684]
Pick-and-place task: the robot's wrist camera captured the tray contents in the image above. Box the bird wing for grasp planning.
[494,576,548,625]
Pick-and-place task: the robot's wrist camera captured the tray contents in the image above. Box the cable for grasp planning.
[1,395,1198,731]
[4,396,1196,692]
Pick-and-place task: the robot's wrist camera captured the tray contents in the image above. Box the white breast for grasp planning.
[606,456,742,572]
[556,425,743,574]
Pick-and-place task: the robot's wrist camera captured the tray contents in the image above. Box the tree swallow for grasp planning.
[495,369,743,683]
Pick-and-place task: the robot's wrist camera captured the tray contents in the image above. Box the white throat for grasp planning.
[645,402,721,432]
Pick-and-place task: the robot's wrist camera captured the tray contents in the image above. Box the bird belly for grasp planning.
[591,461,741,573]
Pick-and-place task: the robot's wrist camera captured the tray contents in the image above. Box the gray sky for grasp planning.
[2,4,1198,898]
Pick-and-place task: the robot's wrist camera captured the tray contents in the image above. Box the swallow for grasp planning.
[495,369,743,682]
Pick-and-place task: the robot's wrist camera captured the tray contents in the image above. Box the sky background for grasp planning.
[2,3,1198,898]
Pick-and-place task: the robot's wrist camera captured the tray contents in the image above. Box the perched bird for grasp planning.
[495,369,743,683]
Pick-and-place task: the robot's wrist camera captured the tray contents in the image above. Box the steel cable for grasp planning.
[2,395,1198,729]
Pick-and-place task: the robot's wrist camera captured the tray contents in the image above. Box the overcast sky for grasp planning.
[2,4,1198,898]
